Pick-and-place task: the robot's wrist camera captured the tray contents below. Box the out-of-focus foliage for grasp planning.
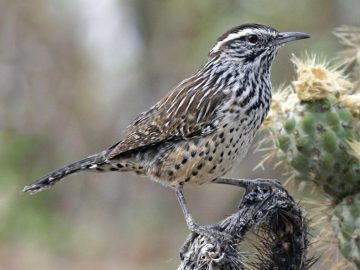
[0,131,67,246]
[0,0,359,269]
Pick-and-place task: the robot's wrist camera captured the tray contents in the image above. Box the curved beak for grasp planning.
[273,32,310,46]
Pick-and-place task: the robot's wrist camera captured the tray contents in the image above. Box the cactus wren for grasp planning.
[24,23,309,236]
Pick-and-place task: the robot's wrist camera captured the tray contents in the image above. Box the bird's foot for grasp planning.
[188,222,231,241]
[180,222,232,260]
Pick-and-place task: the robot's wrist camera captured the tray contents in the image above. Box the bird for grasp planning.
[23,23,309,237]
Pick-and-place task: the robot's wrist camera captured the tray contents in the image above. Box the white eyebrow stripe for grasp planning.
[210,28,274,54]
[211,29,256,53]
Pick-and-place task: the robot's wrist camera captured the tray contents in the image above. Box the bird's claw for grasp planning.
[180,222,232,259]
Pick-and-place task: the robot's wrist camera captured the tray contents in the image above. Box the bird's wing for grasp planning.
[106,76,230,159]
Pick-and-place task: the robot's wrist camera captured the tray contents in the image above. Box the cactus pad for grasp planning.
[276,96,360,200]
[332,193,360,268]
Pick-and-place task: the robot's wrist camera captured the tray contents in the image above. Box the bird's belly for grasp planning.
[146,121,257,187]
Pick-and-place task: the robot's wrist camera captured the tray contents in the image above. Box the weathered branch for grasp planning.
[178,180,316,270]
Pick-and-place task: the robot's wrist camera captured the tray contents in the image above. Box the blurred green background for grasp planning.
[0,0,359,269]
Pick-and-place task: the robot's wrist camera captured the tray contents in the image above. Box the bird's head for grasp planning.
[209,23,310,67]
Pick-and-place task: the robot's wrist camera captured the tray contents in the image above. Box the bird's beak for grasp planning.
[273,32,310,46]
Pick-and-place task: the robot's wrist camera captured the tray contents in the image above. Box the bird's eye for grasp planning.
[247,35,259,44]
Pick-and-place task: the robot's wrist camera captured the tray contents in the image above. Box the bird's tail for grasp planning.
[23,152,108,194]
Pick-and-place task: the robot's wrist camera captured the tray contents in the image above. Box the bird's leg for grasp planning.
[175,188,198,231]
[212,177,282,189]
[175,187,232,259]
[175,188,231,239]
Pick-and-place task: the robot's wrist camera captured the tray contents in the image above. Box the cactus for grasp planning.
[276,95,360,199]
[332,193,360,269]
[261,26,360,268]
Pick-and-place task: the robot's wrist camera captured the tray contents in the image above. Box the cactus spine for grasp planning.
[262,26,360,268]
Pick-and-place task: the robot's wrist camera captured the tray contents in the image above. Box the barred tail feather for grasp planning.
[23,152,107,194]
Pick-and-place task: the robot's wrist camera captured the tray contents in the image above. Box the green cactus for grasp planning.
[332,193,360,268]
[262,26,360,268]
[276,96,360,200]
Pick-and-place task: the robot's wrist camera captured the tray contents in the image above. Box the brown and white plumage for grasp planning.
[23,24,310,198]
[107,75,228,157]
